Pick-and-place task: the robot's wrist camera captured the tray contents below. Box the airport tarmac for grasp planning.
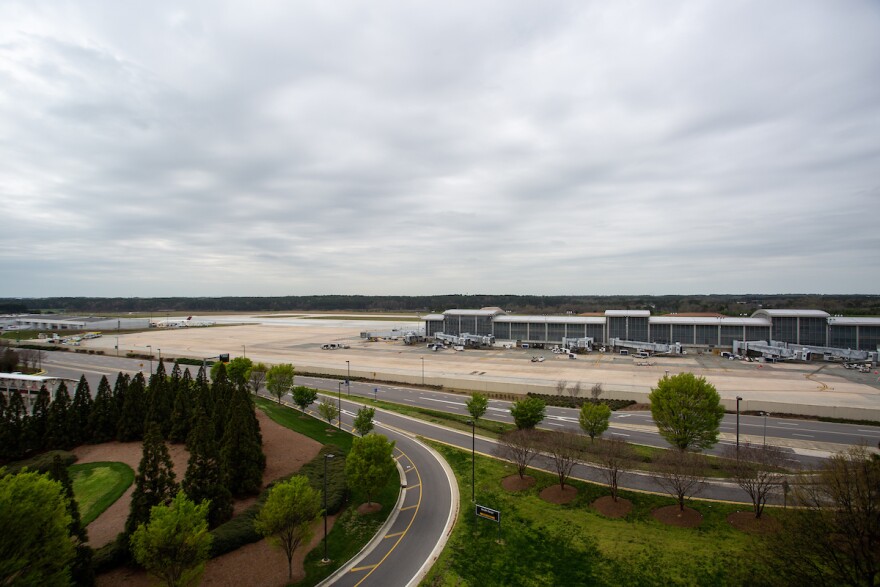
[72,314,880,420]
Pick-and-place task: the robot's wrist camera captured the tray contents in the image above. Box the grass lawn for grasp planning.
[255,396,400,586]
[69,461,135,525]
[422,441,773,586]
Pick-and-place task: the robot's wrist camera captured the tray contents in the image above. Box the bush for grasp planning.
[5,450,77,474]
[175,358,213,367]
[209,445,347,558]
[93,533,132,572]
[526,393,635,411]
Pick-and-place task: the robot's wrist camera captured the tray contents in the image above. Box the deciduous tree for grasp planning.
[495,430,540,479]
[130,491,212,587]
[248,362,268,395]
[254,476,321,582]
[539,431,582,490]
[649,373,724,451]
[724,443,787,519]
[466,392,488,423]
[654,449,705,511]
[317,398,339,427]
[292,386,317,414]
[579,402,610,442]
[593,438,635,502]
[266,364,296,404]
[510,397,546,430]
[346,433,396,505]
[353,405,375,436]
[0,468,75,586]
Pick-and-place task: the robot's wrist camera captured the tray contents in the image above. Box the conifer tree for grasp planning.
[48,455,94,586]
[45,381,73,450]
[71,375,93,445]
[183,407,233,527]
[126,423,178,537]
[27,385,51,452]
[0,394,9,460]
[88,376,116,443]
[220,393,265,496]
[146,360,173,438]
[3,388,27,460]
[112,372,129,426]
[210,363,232,442]
[118,372,147,442]
[169,369,194,444]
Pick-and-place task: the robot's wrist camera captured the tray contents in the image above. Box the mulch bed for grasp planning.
[651,505,702,528]
[356,502,383,515]
[501,474,536,492]
[591,495,632,518]
[726,511,781,534]
[539,484,578,505]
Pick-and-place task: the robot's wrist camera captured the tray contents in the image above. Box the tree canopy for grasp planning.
[254,476,321,582]
[510,397,546,430]
[579,402,611,442]
[266,364,296,404]
[466,393,488,422]
[648,373,725,451]
[346,433,396,505]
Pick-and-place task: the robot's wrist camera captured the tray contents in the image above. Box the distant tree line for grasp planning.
[4,293,880,316]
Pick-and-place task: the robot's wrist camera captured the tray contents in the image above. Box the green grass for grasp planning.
[256,396,354,453]
[69,462,135,525]
[422,441,772,587]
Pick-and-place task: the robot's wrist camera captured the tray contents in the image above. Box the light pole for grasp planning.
[736,396,743,455]
[762,411,768,447]
[322,453,335,563]
[158,348,161,363]
[346,361,350,396]
[466,419,475,502]
[147,345,153,375]
[115,336,119,357]
[421,357,425,385]
[337,381,342,430]
[242,344,246,358]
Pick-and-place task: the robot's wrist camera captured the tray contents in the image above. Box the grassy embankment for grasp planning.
[422,441,771,586]
[256,396,400,587]
[69,462,135,525]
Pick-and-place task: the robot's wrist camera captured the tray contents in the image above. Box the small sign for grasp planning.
[475,504,500,523]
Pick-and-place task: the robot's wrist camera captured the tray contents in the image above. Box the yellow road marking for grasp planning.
[350,564,377,572]
[383,531,405,539]
[400,505,417,511]
[353,445,423,587]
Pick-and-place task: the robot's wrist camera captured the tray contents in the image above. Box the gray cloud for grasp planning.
[1,0,878,297]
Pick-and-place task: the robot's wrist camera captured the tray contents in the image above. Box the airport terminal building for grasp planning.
[422,308,880,353]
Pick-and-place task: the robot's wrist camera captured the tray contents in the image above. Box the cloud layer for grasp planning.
[2,1,878,296]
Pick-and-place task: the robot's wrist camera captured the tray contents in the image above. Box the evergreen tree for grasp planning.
[3,389,27,460]
[0,394,9,461]
[169,368,194,444]
[125,423,178,537]
[194,366,210,414]
[112,372,129,427]
[210,363,232,442]
[183,407,233,527]
[220,393,265,496]
[146,360,174,438]
[27,385,51,452]
[45,382,73,450]
[71,375,93,445]
[48,455,94,586]
[118,372,147,441]
[88,376,116,443]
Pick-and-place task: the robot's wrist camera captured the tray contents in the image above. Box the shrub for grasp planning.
[5,450,77,474]
[526,393,635,411]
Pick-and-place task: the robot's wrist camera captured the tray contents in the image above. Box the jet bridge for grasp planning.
[433,332,495,347]
[609,338,683,355]
[562,337,594,351]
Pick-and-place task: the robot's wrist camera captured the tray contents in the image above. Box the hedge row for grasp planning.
[525,393,636,411]
[4,449,77,474]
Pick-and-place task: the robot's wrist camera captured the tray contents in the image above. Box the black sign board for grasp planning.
[475,504,500,523]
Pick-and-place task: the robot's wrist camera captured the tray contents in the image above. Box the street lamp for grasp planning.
[322,453,335,563]
[736,396,743,454]
[421,357,425,385]
[346,361,350,396]
[242,344,246,358]
[147,345,153,375]
[466,419,475,502]
[762,411,768,447]
[158,348,161,363]
[337,381,342,430]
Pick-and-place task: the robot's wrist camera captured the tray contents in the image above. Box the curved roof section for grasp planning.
[443,308,506,317]
[605,310,651,317]
[827,317,880,326]
[494,315,605,324]
[752,309,830,319]
[650,316,770,326]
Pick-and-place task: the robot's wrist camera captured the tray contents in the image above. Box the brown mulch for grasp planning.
[501,474,536,492]
[356,502,383,515]
[538,484,578,505]
[727,511,781,535]
[89,408,326,587]
[591,495,633,518]
[651,505,703,528]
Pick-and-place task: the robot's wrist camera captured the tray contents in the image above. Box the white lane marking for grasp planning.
[774,422,799,426]
[546,422,565,427]
[487,407,508,413]
[421,397,466,407]
[546,415,578,423]
[792,433,814,438]
[610,432,631,437]
[856,429,880,434]
[616,414,631,418]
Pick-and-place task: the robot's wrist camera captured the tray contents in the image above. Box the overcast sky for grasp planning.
[1,1,878,297]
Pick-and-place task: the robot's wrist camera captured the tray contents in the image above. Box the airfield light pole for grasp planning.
[346,360,350,396]
[322,453,335,563]
[762,412,768,448]
[736,396,743,456]
[115,337,119,357]
[147,345,153,375]
[337,381,343,430]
